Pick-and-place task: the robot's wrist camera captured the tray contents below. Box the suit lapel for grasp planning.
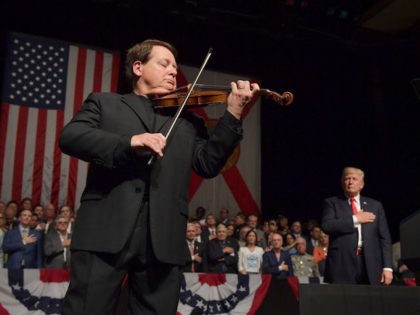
[122,93,154,132]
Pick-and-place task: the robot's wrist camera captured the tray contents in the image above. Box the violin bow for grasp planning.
[148,48,213,166]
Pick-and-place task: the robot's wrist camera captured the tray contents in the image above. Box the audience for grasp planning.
[283,232,297,255]
[0,212,6,267]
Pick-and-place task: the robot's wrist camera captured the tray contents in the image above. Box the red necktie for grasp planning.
[189,242,195,272]
[350,197,358,215]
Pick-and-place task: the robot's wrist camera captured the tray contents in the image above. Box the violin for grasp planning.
[153,84,294,108]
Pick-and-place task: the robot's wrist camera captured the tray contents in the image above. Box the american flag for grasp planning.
[0,32,120,209]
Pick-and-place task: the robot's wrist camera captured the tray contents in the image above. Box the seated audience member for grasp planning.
[43,203,57,234]
[247,214,267,248]
[290,220,304,239]
[277,215,290,236]
[283,232,297,255]
[237,225,251,247]
[201,214,218,243]
[291,237,320,277]
[20,197,33,212]
[195,206,207,227]
[226,224,236,239]
[238,230,264,274]
[262,232,293,279]
[4,201,19,230]
[181,223,206,273]
[2,209,43,268]
[44,215,72,268]
[207,224,238,273]
[313,231,329,276]
[191,220,203,243]
[233,212,247,239]
[305,225,321,255]
[58,205,75,234]
[219,208,230,225]
[264,232,275,252]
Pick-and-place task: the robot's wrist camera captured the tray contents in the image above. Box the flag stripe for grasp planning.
[22,107,38,198]
[222,166,260,215]
[12,106,29,201]
[93,51,104,92]
[32,108,47,203]
[0,104,10,200]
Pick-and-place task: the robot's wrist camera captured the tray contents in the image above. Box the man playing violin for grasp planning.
[59,39,259,315]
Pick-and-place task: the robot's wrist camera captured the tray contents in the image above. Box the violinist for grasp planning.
[59,39,259,315]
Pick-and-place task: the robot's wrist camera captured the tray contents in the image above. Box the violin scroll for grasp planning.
[261,89,294,106]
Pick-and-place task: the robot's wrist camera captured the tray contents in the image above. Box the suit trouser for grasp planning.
[61,200,182,315]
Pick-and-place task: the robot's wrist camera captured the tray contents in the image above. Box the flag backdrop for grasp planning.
[178,65,261,217]
[0,33,120,209]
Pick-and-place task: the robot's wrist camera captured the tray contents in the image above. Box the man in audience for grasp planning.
[237,225,251,247]
[207,224,238,273]
[44,215,72,268]
[4,201,19,230]
[290,220,304,239]
[321,167,393,285]
[181,222,206,273]
[44,203,57,234]
[201,214,217,243]
[262,232,293,279]
[291,237,320,277]
[219,208,230,225]
[305,226,321,255]
[2,209,43,268]
[233,212,247,239]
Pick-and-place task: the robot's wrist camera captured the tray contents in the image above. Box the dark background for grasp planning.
[1,0,420,242]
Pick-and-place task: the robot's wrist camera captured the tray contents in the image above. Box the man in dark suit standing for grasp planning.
[2,209,43,268]
[181,222,207,273]
[207,224,239,273]
[321,167,393,285]
[59,39,259,314]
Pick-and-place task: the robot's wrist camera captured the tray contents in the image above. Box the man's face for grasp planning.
[216,227,227,241]
[186,224,196,241]
[247,216,258,228]
[29,215,39,228]
[311,227,321,240]
[45,204,56,219]
[291,221,302,234]
[342,171,364,197]
[296,238,307,254]
[137,45,177,95]
[60,206,71,219]
[56,219,69,233]
[206,215,216,227]
[33,206,44,217]
[194,223,202,235]
[19,210,32,227]
[239,227,251,241]
[220,209,229,220]
[271,234,283,250]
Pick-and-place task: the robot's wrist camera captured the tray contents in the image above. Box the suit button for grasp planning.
[135,188,142,193]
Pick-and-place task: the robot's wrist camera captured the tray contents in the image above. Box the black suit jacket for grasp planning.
[207,238,238,273]
[262,250,293,279]
[321,195,392,285]
[181,240,207,273]
[59,93,242,265]
[44,228,71,268]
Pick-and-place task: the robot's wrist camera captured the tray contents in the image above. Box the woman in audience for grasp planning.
[238,230,264,274]
[282,232,297,254]
[313,230,329,276]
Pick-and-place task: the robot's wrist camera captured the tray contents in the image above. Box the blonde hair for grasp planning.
[341,167,364,180]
